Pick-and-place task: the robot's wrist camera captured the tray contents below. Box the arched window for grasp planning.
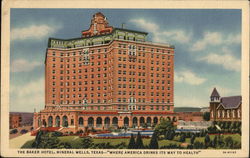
[112,117,118,127]
[237,109,241,118]
[48,116,53,127]
[139,117,145,126]
[78,117,83,126]
[232,110,235,118]
[88,117,94,127]
[55,116,60,127]
[62,116,68,127]
[218,110,220,118]
[124,117,129,127]
[153,117,158,124]
[104,117,110,128]
[227,110,230,118]
[146,117,151,126]
[133,117,138,126]
[96,117,102,128]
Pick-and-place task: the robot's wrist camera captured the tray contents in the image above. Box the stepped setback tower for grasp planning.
[33,12,177,133]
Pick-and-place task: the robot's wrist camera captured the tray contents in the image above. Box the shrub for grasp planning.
[57,142,72,149]
[194,141,204,149]
[80,137,93,148]
[179,134,186,142]
[225,136,233,147]
[51,131,63,137]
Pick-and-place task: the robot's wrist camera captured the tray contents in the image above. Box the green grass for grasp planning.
[21,140,35,148]
[21,134,241,149]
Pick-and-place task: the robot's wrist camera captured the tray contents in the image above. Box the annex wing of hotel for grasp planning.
[33,12,177,133]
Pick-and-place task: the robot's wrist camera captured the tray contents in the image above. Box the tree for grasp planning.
[128,134,136,149]
[149,132,159,149]
[135,132,144,149]
[32,130,43,148]
[179,133,186,142]
[190,134,196,144]
[168,130,175,140]
[154,119,174,136]
[212,135,218,148]
[218,135,224,147]
[35,132,60,148]
[203,112,210,121]
[80,137,93,148]
[164,130,170,140]
[204,134,211,148]
[225,136,233,148]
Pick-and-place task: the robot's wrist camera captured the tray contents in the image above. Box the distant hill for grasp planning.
[174,107,202,112]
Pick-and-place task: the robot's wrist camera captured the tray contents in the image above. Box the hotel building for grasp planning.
[33,12,177,133]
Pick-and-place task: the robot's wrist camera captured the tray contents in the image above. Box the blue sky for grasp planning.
[10,9,241,112]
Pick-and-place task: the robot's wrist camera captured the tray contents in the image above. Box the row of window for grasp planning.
[214,109,241,118]
[118,43,172,54]
[51,57,112,64]
[51,99,172,105]
[51,49,108,56]
[51,70,172,78]
[117,84,171,90]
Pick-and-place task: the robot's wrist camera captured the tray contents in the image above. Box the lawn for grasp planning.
[21,134,241,149]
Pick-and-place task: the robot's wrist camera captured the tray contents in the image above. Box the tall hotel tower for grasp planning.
[34,12,177,133]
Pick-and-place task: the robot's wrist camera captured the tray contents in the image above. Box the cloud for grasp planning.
[11,58,42,72]
[175,95,207,107]
[191,32,222,51]
[130,18,192,44]
[11,24,61,41]
[191,32,241,51]
[225,33,241,44]
[175,70,206,85]
[198,53,241,72]
[10,78,44,112]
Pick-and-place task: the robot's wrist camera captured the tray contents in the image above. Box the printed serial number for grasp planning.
[223,151,237,154]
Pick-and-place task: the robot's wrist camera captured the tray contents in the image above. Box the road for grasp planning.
[9,132,35,148]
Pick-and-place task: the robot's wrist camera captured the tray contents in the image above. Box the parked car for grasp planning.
[20,129,28,134]
[10,129,18,134]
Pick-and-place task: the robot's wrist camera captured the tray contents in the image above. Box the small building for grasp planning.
[9,114,22,129]
[176,120,212,132]
[9,112,34,129]
[209,88,241,122]
[177,112,204,122]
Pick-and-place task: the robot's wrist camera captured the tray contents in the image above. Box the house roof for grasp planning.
[210,88,220,97]
[220,96,242,109]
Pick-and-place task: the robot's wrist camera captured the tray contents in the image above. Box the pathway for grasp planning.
[9,132,35,148]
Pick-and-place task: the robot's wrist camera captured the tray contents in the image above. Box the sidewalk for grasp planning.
[9,132,35,148]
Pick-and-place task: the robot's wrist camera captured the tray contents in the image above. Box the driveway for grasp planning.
[9,132,35,148]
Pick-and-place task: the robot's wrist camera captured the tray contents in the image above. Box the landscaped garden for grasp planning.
[21,119,241,149]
